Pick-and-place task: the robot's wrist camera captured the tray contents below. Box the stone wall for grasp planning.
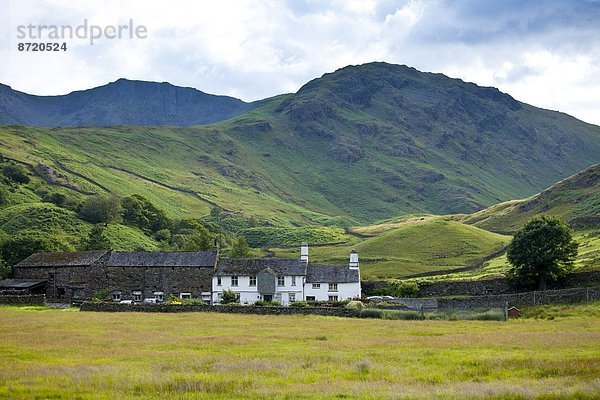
[418,278,511,297]
[417,271,600,297]
[80,302,361,317]
[437,287,600,309]
[0,294,46,305]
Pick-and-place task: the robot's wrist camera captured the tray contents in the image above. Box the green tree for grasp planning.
[0,254,11,280]
[122,194,170,233]
[507,216,578,290]
[1,233,74,266]
[81,224,112,251]
[79,195,122,226]
[169,219,213,251]
[229,236,251,258]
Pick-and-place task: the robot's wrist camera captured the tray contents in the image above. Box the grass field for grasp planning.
[1,304,599,399]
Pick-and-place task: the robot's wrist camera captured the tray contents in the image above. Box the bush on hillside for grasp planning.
[122,194,171,233]
[79,195,122,225]
[2,162,30,184]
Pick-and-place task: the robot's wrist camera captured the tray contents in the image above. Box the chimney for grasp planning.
[349,250,359,269]
[300,242,309,264]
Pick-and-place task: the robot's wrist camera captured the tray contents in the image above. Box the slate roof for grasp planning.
[15,250,110,268]
[0,279,47,289]
[215,258,307,276]
[306,264,359,283]
[107,251,218,267]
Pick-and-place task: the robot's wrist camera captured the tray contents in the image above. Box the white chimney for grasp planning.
[300,242,309,264]
[349,250,359,269]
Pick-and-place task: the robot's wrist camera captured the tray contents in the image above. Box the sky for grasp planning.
[1,0,599,125]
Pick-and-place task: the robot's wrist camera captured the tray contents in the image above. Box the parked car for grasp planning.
[119,300,133,304]
[366,296,383,301]
[143,297,157,304]
[382,295,395,300]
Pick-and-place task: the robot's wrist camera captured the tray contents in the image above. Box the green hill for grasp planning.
[462,164,599,233]
[0,62,599,276]
[270,218,510,279]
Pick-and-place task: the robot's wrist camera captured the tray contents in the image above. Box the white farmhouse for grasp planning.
[212,243,361,305]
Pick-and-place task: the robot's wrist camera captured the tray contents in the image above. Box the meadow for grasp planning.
[0,303,599,399]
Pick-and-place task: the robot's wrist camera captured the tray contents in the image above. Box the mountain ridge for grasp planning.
[0,62,599,221]
[0,78,256,126]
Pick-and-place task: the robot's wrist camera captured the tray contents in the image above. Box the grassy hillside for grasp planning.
[2,64,599,227]
[462,164,599,233]
[270,218,510,279]
[1,304,599,399]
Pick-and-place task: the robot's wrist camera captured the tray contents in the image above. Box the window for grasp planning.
[180,293,191,299]
[328,295,338,301]
[312,283,320,289]
[217,277,222,286]
[231,276,239,286]
[291,276,296,286]
[133,291,142,302]
[112,292,121,301]
[289,293,296,302]
[306,296,316,301]
[328,283,338,291]
[249,276,257,286]
[153,292,164,302]
[274,293,282,302]
[277,276,285,286]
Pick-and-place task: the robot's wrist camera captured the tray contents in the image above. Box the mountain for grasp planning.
[0,79,255,126]
[462,163,599,233]
[0,62,599,224]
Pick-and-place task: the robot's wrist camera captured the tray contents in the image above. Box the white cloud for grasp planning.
[1,0,599,125]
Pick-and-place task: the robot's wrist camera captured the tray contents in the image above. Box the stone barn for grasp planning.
[13,250,110,301]
[14,250,218,303]
[106,251,217,303]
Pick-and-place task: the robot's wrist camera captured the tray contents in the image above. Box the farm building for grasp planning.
[13,250,218,303]
[11,243,361,304]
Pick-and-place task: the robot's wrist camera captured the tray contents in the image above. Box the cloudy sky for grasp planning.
[1,0,599,125]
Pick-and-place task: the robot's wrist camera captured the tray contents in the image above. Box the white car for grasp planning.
[119,300,133,304]
[143,297,157,304]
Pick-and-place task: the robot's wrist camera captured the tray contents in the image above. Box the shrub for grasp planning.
[382,310,422,320]
[291,301,309,307]
[221,289,238,304]
[378,280,420,298]
[345,300,364,309]
[2,163,30,184]
[92,289,110,302]
[254,300,282,307]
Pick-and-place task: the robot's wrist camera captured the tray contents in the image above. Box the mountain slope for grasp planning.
[462,163,599,233]
[0,62,599,223]
[0,79,255,126]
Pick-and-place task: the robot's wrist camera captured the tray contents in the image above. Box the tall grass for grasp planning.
[1,303,598,399]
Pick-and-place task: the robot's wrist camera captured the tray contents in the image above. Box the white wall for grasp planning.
[303,281,360,301]
[212,275,305,306]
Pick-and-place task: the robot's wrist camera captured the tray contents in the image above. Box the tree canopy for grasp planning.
[78,195,122,226]
[507,215,578,290]
[122,194,171,233]
[229,236,251,258]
